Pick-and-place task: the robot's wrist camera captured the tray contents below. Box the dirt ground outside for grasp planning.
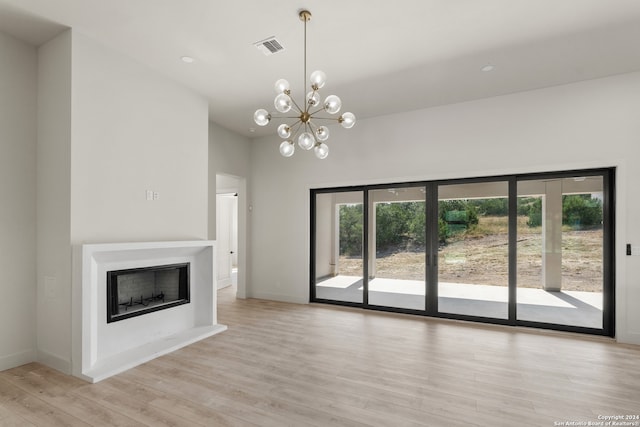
[337,216,603,293]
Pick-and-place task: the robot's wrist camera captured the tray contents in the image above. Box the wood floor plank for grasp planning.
[0,413,37,427]
[0,376,89,426]
[123,358,315,426]
[129,355,372,427]
[1,363,143,427]
[0,397,36,427]
[1,286,639,426]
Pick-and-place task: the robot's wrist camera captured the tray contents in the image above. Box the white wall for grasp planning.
[209,122,252,182]
[34,30,210,373]
[208,121,251,239]
[250,71,640,343]
[70,32,209,243]
[209,121,251,297]
[0,31,37,370]
[36,30,73,372]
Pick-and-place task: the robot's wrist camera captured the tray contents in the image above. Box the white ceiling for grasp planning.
[2,0,640,138]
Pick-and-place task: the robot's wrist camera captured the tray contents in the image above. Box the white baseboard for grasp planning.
[37,349,71,375]
[616,331,640,346]
[248,291,307,304]
[0,349,36,371]
[217,278,231,289]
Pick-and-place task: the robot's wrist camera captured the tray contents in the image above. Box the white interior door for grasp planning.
[216,194,234,289]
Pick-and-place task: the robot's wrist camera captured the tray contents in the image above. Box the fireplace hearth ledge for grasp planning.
[81,324,227,383]
[72,240,226,383]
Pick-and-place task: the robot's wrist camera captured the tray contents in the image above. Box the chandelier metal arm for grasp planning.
[289,121,304,139]
[305,88,319,113]
[306,116,340,122]
[288,95,305,116]
[308,106,328,116]
[291,120,303,132]
[308,123,323,145]
[306,119,317,132]
[275,115,305,120]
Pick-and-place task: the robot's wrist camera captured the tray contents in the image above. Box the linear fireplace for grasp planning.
[73,241,227,383]
[106,263,190,323]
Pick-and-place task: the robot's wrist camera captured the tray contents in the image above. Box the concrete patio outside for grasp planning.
[315,275,603,329]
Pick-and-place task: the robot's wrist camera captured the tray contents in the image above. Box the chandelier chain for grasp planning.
[304,16,307,113]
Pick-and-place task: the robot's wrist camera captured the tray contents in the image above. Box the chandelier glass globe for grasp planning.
[314,143,329,159]
[253,109,270,126]
[298,132,315,150]
[339,112,356,129]
[274,79,290,94]
[310,70,326,89]
[274,93,292,113]
[306,91,320,107]
[315,126,329,141]
[279,140,295,157]
[324,95,342,114]
[277,124,291,139]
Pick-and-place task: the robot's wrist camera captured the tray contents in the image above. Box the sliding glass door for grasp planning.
[437,181,510,319]
[313,190,364,304]
[368,186,426,310]
[311,168,614,336]
[516,175,607,329]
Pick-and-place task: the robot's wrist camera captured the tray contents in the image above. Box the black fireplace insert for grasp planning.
[106,263,190,323]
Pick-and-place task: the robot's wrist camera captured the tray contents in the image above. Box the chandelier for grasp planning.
[253,10,356,159]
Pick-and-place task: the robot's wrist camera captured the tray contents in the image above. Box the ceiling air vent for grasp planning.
[254,37,285,56]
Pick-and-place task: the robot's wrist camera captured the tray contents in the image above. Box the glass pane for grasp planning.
[517,176,603,328]
[438,182,509,319]
[314,191,364,303]
[368,187,426,310]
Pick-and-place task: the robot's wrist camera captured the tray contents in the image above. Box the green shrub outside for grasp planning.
[337,194,602,255]
[339,204,363,256]
[562,195,602,228]
[376,202,425,250]
[518,195,602,228]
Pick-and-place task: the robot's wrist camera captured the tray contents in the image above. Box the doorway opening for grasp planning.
[216,173,246,298]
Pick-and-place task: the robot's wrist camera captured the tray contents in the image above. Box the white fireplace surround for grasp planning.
[72,240,227,383]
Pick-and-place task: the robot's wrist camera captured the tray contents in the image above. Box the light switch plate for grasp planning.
[44,276,57,299]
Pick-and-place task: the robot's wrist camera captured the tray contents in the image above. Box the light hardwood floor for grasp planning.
[1,287,640,426]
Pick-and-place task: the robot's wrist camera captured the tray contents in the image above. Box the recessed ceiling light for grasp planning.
[481,64,495,72]
[181,56,194,63]
[249,128,256,133]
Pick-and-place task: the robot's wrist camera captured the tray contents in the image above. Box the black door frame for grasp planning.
[310,167,615,337]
